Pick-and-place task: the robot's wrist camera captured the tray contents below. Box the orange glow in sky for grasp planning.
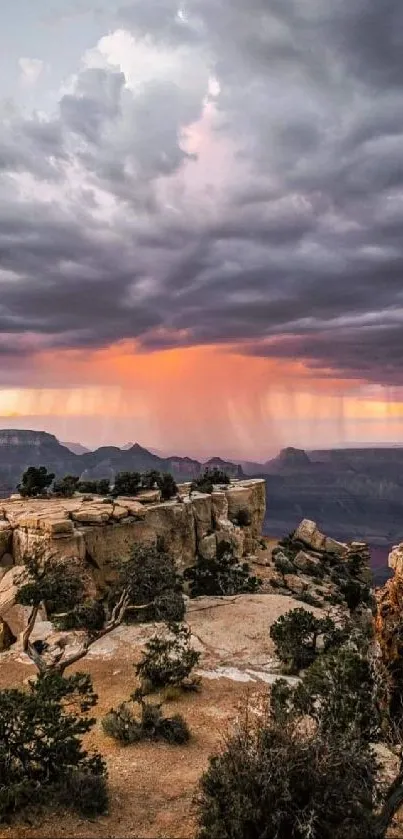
[1,343,403,458]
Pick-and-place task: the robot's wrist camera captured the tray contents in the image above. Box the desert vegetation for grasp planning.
[190,467,230,494]
[197,601,403,839]
[184,540,261,596]
[2,520,403,837]
[16,465,178,500]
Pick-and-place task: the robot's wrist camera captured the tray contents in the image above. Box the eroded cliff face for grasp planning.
[375,543,403,716]
[0,479,266,642]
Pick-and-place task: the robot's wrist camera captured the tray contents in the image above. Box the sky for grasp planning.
[1,0,403,460]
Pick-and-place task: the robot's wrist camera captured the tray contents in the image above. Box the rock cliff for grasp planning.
[0,479,265,643]
[376,543,403,706]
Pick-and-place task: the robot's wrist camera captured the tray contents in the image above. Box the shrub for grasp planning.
[135,623,201,692]
[0,671,107,822]
[296,591,322,607]
[112,543,185,623]
[97,478,110,495]
[195,706,377,839]
[341,578,373,613]
[141,470,161,489]
[17,466,55,498]
[235,508,252,527]
[17,555,85,617]
[52,475,80,497]
[58,598,106,632]
[112,471,142,496]
[153,590,186,623]
[191,468,230,494]
[184,542,261,597]
[77,478,110,495]
[157,472,178,500]
[102,697,190,746]
[55,770,108,818]
[270,608,341,673]
[274,554,295,577]
[285,647,386,742]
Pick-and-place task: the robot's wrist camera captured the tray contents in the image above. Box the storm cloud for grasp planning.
[1,0,403,386]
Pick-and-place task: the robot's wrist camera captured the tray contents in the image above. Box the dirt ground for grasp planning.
[0,627,267,838]
[1,586,402,838]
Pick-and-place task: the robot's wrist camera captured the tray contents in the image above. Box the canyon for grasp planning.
[1,470,403,835]
[1,432,403,558]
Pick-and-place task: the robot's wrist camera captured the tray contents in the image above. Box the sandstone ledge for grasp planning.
[0,479,266,587]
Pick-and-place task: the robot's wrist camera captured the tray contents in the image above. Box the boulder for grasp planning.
[72,506,113,525]
[293,520,326,551]
[135,490,161,504]
[294,550,321,574]
[324,536,347,555]
[112,504,129,521]
[199,533,217,561]
[284,574,308,596]
[372,742,400,787]
[293,519,346,555]
[0,566,39,638]
[42,517,75,537]
[115,499,147,519]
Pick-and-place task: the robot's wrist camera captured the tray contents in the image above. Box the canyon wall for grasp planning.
[0,479,266,595]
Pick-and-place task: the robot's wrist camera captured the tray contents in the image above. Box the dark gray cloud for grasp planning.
[1,0,403,387]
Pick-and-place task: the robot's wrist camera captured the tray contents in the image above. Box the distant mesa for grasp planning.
[276,447,311,466]
[264,447,311,473]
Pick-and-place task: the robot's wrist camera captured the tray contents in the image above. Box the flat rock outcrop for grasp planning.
[0,480,265,635]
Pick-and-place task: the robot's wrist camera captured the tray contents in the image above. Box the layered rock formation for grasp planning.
[376,543,403,706]
[0,479,265,645]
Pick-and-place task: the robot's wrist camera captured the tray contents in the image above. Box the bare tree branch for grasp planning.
[22,604,40,653]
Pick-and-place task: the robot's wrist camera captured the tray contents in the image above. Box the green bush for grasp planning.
[53,474,80,497]
[184,542,260,598]
[296,591,322,607]
[113,471,142,496]
[235,508,252,527]
[58,599,106,632]
[112,543,185,623]
[270,609,341,673]
[285,647,386,742]
[0,672,107,822]
[77,479,110,495]
[341,579,373,613]
[191,468,230,494]
[97,478,111,495]
[17,466,55,498]
[157,473,177,500]
[195,708,377,839]
[102,698,190,746]
[274,554,295,577]
[17,555,85,617]
[135,623,201,692]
